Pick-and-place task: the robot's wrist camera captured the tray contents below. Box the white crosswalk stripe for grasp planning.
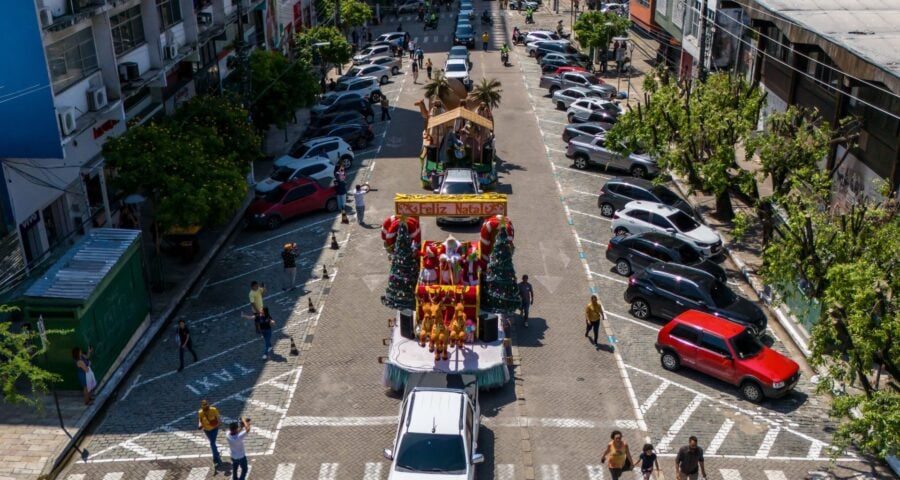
[706,418,735,455]
[540,464,561,480]
[101,474,123,480]
[66,475,85,480]
[586,465,605,480]
[363,462,383,480]
[274,463,295,480]
[720,469,743,480]
[765,471,789,480]
[656,394,704,452]
[318,462,339,480]
[496,464,515,480]
[186,467,209,480]
[144,471,166,480]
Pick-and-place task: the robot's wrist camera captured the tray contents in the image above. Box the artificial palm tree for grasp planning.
[422,71,460,109]
[470,78,503,112]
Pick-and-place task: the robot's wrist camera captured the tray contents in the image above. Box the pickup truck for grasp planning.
[565,134,659,178]
[539,71,617,98]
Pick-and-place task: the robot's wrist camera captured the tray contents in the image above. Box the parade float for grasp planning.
[414,85,498,190]
[379,193,520,391]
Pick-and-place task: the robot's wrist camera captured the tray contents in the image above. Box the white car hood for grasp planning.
[274,155,297,168]
[389,470,467,480]
[686,224,721,244]
[255,178,282,193]
[445,71,468,78]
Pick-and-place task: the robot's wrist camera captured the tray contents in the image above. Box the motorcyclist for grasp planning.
[525,6,534,23]
[500,43,510,64]
[428,11,437,25]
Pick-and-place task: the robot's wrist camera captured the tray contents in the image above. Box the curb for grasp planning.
[42,193,254,479]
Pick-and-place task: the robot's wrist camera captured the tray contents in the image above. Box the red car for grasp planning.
[246,176,338,229]
[655,310,800,402]
[553,66,588,75]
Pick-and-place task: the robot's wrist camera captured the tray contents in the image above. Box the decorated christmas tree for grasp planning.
[382,222,418,310]
[482,225,520,314]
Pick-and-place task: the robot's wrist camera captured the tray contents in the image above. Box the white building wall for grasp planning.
[119,44,154,75]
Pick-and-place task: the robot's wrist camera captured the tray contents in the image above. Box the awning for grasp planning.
[427,107,493,131]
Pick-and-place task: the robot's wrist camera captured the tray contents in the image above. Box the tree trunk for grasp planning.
[758,200,774,246]
[715,191,734,221]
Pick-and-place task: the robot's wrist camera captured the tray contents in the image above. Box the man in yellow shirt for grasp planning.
[248,281,265,315]
[197,399,222,467]
[585,294,607,345]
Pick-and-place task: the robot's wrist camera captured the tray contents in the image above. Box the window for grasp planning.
[650,213,672,229]
[284,184,316,202]
[627,209,650,222]
[669,324,701,345]
[46,28,99,93]
[630,187,656,202]
[675,281,704,302]
[110,6,145,55]
[699,333,731,357]
[157,0,182,30]
[667,211,699,231]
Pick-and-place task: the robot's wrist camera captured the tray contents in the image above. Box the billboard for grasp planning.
[0,2,64,159]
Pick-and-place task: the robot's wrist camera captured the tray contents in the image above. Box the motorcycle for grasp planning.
[481,14,493,25]
[501,51,509,66]
[424,17,438,29]
[525,13,534,24]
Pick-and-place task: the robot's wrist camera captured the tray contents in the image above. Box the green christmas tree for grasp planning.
[382,222,418,310]
[482,225,520,315]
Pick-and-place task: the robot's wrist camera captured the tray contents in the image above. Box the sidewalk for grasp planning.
[0,110,313,480]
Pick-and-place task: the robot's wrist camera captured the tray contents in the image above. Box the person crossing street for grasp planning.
[482,31,490,51]
[197,400,223,468]
[380,95,391,121]
[584,294,607,345]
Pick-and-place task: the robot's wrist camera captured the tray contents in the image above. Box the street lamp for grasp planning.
[123,193,153,300]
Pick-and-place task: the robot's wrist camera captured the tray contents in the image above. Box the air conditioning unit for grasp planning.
[57,107,77,136]
[87,85,108,111]
[164,44,179,60]
[118,61,140,82]
[39,7,54,27]
[197,12,213,26]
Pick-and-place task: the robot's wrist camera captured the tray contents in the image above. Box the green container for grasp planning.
[22,229,149,391]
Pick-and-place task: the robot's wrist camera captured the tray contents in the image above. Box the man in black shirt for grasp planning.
[282,243,298,290]
[675,436,706,480]
[177,319,198,372]
[517,275,534,326]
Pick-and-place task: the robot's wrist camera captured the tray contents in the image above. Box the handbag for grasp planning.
[623,457,633,471]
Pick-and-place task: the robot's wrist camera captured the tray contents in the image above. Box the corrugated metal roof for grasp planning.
[24,229,141,301]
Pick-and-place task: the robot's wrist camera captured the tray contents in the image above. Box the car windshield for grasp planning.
[270,167,295,182]
[442,181,476,194]
[447,63,466,72]
[730,329,764,359]
[457,25,473,34]
[346,68,360,76]
[395,433,467,473]
[583,76,600,84]
[667,211,699,231]
[676,244,701,263]
[709,280,738,307]
[652,186,681,205]
[334,82,353,91]
[319,95,338,106]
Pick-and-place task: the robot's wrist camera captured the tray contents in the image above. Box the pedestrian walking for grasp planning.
[675,436,706,480]
[72,346,96,405]
[335,173,348,212]
[416,48,424,67]
[408,40,416,59]
[226,417,251,480]
[482,31,489,51]
[639,443,660,480]
[600,430,634,480]
[411,60,419,83]
[615,42,627,74]
[244,308,275,360]
[584,294,606,345]
[197,399,223,468]
[248,281,265,315]
[176,319,198,372]
[425,58,433,78]
[380,95,391,121]
[354,183,371,225]
[281,243,298,290]
[518,275,534,326]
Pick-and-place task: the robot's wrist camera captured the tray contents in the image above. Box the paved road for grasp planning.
[58,2,885,480]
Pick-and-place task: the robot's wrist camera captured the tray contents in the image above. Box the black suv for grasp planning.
[598,177,693,218]
[303,112,368,139]
[624,262,767,334]
[606,232,726,281]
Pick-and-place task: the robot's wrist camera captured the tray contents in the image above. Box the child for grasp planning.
[639,443,660,480]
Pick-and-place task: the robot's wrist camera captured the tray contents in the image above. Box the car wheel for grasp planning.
[660,351,680,371]
[630,165,647,178]
[600,203,615,217]
[325,198,338,212]
[740,381,764,403]
[615,259,631,276]
[556,101,566,110]
[380,75,389,85]
[567,113,575,123]
[266,215,283,230]
[573,154,588,170]
[614,227,629,236]
[630,298,650,319]
[549,86,559,94]
[392,66,400,75]
[340,155,353,168]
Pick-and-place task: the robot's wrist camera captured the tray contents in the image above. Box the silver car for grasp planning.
[565,135,659,178]
[367,55,402,75]
[343,63,393,85]
[352,44,393,65]
[551,86,606,110]
[435,168,482,224]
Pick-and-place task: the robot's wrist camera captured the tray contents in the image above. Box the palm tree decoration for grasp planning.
[423,71,461,109]
[470,78,503,112]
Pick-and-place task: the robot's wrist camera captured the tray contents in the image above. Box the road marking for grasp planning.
[720,469,743,480]
[569,209,612,222]
[552,163,614,179]
[496,464,515,480]
[571,189,599,197]
[274,463,295,480]
[221,416,279,440]
[765,471,789,480]
[318,462,339,480]
[160,425,208,446]
[206,242,346,288]
[706,418,735,455]
[190,277,210,299]
[144,470,166,480]
[281,416,396,427]
[102,474,124,480]
[540,464,561,480]
[639,380,670,415]
[186,467,209,480]
[588,270,629,285]
[363,462,383,480]
[269,381,293,391]
[235,394,288,414]
[606,310,661,332]
[185,363,256,396]
[539,117,568,126]
[755,426,781,458]
[807,439,825,459]
[66,475,85,480]
[121,441,155,459]
[576,236,607,248]
[586,465,604,480]
[656,395,704,453]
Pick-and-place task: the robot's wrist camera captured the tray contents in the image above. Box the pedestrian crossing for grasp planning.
[65,464,876,480]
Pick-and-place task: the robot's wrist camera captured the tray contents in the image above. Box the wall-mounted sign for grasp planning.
[394,193,507,217]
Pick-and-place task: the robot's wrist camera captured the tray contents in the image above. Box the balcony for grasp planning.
[40,0,109,32]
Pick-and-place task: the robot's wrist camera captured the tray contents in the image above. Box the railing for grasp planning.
[42,0,109,32]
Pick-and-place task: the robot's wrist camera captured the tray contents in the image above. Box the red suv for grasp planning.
[655,310,800,402]
[246,177,337,229]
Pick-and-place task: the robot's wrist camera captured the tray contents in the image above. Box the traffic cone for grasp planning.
[341,211,349,224]
[308,297,316,313]
[289,336,300,356]
[322,265,330,279]
[331,232,340,249]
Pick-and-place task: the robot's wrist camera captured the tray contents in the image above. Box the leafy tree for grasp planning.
[382,222,418,310]
[318,0,372,30]
[0,305,66,410]
[470,78,503,111]
[247,50,319,132]
[482,226,520,315]
[760,184,900,459]
[605,69,765,218]
[293,26,353,70]
[172,94,261,170]
[572,11,629,64]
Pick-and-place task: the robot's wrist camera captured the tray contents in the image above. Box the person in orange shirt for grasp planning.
[585,295,607,345]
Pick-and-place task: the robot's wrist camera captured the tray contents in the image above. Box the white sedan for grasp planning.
[444,58,473,90]
[255,157,334,195]
[551,86,606,110]
[611,201,723,257]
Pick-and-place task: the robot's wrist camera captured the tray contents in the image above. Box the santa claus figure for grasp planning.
[418,245,438,285]
[457,246,482,286]
[438,254,455,285]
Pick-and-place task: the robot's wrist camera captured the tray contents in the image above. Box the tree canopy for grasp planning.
[0,305,66,409]
[293,26,353,68]
[470,78,502,111]
[573,11,630,55]
[247,50,319,131]
[172,94,261,170]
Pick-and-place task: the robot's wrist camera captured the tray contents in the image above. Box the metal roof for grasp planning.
[24,229,141,301]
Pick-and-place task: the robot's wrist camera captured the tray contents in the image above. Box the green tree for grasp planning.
[294,26,353,70]
[382,222,419,310]
[482,226,520,315]
[572,11,629,64]
[247,50,319,132]
[172,94,261,170]
[470,78,503,111]
[605,69,765,218]
[321,0,372,30]
[761,185,900,459]
[0,305,66,409]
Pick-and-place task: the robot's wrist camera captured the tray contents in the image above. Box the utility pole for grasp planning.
[235,0,252,105]
[697,0,709,82]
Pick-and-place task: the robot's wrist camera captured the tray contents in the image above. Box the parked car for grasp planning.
[540,53,590,73]
[509,0,539,9]
[454,24,476,47]
[525,30,562,43]
[598,177,693,218]
[303,112,368,139]
[625,262,768,334]
[552,66,588,75]
[279,136,355,169]
[447,45,472,67]
[655,310,799,402]
[539,70,617,98]
[552,86,607,110]
[566,98,623,122]
[525,40,575,58]
[322,123,375,149]
[566,135,657,177]
[435,168,481,225]
[445,58,473,90]
[375,32,407,47]
[353,44,393,65]
[342,64,392,85]
[383,373,483,480]
[366,55,403,75]
[605,232,726,281]
[600,3,628,15]
[561,121,612,143]
[329,77,384,102]
[396,1,424,13]
[255,157,334,195]
[310,92,369,117]
[610,201,723,256]
[246,177,338,230]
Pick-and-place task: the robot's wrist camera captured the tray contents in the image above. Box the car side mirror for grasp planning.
[722,353,733,361]
[472,453,485,464]
[383,448,393,460]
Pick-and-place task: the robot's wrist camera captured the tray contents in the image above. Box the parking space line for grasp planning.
[656,395,704,453]
[575,236,606,248]
[569,209,611,222]
[706,419,735,455]
[120,442,155,459]
[207,242,346,288]
[233,217,336,252]
[571,189,598,197]
[160,426,208,446]
[589,270,628,285]
[639,380,670,415]
[606,310,661,332]
[755,426,781,458]
[552,163,614,179]
[807,440,825,459]
[281,416,396,427]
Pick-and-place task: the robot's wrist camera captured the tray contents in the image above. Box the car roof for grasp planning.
[444,168,475,181]
[629,231,688,249]
[277,176,318,191]
[671,310,745,337]
[622,200,680,215]
[446,58,468,65]
[406,390,465,435]
[606,176,653,189]
[303,136,343,147]
[281,156,330,169]
[646,262,715,283]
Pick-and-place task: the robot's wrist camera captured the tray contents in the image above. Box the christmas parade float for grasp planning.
[414,83,498,190]
[379,193,521,391]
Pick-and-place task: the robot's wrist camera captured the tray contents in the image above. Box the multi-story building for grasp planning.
[0,0,275,293]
